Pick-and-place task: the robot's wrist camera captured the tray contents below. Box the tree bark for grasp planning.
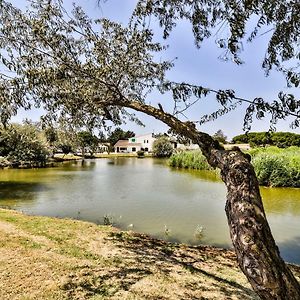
[109,97,300,299]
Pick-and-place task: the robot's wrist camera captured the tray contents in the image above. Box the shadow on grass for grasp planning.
[109,232,257,299]
[61,231,259,299]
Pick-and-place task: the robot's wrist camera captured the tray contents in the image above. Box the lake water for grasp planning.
[1,158,300,264]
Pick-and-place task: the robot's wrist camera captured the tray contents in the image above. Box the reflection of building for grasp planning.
[114,133,156,153]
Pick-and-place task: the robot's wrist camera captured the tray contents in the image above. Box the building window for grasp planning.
[131,138,136,142]
[132,147,136,152]
[145,147,149,152]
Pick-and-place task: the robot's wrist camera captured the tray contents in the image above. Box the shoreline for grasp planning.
[0,208,299,299]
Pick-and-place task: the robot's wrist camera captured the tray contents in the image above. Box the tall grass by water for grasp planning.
[168,150,213,170]
[168,147,300,187]
[249,146,300,187]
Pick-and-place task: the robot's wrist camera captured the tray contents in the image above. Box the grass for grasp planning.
[168,147,300,187]
[168,150,213,171]
[248,146,300,187]
[0,208,274,300]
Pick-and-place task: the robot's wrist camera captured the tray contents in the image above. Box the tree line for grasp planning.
[0,122,136,166]
[232,131,300,148]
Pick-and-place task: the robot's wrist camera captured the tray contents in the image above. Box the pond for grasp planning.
[1,158,300,264]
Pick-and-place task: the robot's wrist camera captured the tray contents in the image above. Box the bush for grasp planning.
[249,146,300,187]
[232,132,300,148]
[0,123,49,166]
[168,150,212,170]
[137,150,145,158]
[169,147,300,187]
[153,137,173,158]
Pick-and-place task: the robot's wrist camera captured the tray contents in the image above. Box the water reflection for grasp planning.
[0,158,299,263]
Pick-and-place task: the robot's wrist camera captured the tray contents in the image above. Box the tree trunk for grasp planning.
[110,98,300,299]
[215,149,300,299]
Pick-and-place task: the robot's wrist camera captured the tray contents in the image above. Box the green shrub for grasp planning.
[168,150,212,170]
[232,132,300,148]
[169,147,300,187]
[153,137,173,158]
[137,150,145,158]
[249,146,300,187]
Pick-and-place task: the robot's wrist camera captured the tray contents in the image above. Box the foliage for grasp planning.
[152,136,173,157]
[77,131,99,155]
[137,150,145,158]
[134,0,300,88]
[213,130,227,144]
[232,132,300,148]
[59,144,72,155]
[170,147,300,187]
[107,128,135,146]
[0,123,48,164]
[0,1,300,294]
[249,146,300,187]
[168,150,212,170]
[0,1,299,132]
[167,128,192,145]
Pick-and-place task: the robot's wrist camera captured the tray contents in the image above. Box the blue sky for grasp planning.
[11,0,300,139]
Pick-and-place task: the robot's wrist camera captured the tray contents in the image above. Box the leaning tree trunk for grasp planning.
[211,148,300,299]
[109,97,300,299]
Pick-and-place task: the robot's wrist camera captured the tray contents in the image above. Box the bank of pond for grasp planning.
[1,157,300,265]
[168,146,300,187]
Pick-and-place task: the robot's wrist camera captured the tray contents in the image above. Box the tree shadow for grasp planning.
[115,232,256,296]
[71,231,258,299]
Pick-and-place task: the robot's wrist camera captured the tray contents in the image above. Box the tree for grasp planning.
[107,128,135,147]
[232,132,300,148]
[43,126,58,157]
[152,136,174,157]
[0,122,48,166]
[0,1,299,298]
[77,131,99,157]
[213,130,228,144]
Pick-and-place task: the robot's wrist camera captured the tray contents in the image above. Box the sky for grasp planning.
[9,0,300,140]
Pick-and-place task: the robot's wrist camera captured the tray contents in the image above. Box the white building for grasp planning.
[114,133,156,153]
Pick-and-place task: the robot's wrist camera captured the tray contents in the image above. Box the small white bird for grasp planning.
[127,223,134,229]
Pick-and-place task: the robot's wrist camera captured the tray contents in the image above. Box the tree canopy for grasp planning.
[232,131,300,147]
[0,0,299,132]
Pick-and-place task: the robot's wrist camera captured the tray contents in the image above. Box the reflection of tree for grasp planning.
[0,181,46,204]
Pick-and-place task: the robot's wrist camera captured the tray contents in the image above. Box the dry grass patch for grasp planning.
[0,209,299,299]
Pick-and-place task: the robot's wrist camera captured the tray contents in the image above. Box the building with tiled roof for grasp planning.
[114,133,156,153]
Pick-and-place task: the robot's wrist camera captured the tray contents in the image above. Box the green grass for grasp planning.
[249,146,300,187]
[168,147,300,187]
[168,150,213,170]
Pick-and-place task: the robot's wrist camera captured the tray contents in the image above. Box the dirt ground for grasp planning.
[0,209,299,300]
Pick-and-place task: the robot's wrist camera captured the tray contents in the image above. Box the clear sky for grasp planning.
[10,0,300,140]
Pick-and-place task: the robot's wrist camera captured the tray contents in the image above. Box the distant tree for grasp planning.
[77,131,99,157]
[232,132,300,148]
[107,128,135,147]
[0,123,48,165]
[152,136,174,157]
[43,126,58,157]
[213,130,227,144]
[59,144,72,157]
[97,131,107,143]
